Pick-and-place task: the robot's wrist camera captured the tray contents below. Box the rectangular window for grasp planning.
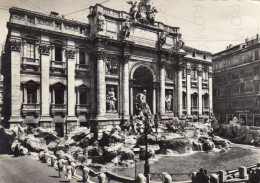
[254,115,260,126]
[232,83,239,94]
[55,46,62,61]
[239,82,245,93]
[182,93,186,107]
[254,81,260,93]
[27,16,35,24]
[192,95,198,106]
[182,68,186,78]
[79,50,85,65]
[202,71,208,80]
[191,70,197,79]
[26,43,35,58]
[239,114,247,125]
[27,88,37,104]
[226,114,233,123]
[225,85,231,95]
[240,69,245,78]
[233,72,239,80]
[79,91,87,105]
[55,89,64,104]
[254,66,259,76]
[255,50,259,61]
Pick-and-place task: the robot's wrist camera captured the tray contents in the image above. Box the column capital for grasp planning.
[209,71,213,78]
[96,49,106,60]
[186,68,192,75]
[197,69,203,77]
[39,44,51,56]
[65,48,76,59]
[123,54,131,63]
[10,39,22,52]
[176,62,186,71]
[160,59,167,68]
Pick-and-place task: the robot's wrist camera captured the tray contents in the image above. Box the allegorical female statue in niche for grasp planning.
[165,91,173,112]
[106,87,117,112]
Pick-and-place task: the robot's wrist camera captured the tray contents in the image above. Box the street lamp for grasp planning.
[133,145,140,183]
[144,115,152,180]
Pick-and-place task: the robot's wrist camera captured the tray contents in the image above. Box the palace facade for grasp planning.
[3,1,212,137]
[213,35,260,126]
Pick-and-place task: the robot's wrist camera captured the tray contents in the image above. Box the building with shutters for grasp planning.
[2,1,212,137]
[213,35,260,126]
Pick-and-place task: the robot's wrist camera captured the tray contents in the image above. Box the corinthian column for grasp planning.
[159,60,166,116]
[122,54,131,120]
[177,59,184,117]
[198,69,203,115]
[209,71,213,114]
[186,68,191,116]
[96,50,106,118]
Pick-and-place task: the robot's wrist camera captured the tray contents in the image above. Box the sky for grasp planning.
[0,0,260,54]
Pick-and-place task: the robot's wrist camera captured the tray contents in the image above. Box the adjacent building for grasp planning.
[3,1,212,137]
[213,35,260,126]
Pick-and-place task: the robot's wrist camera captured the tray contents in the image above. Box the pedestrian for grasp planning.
[14,144,20,157]
[202,169,209,183]
[82,166,90,183]
[58,158,65,178]
[66,161,73,182]
[249,170,259,183]
[195,168,204,183]
[71,160,76,176]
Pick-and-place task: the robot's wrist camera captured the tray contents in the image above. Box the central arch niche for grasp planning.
[132,66,155,115]
[133,66,153,84]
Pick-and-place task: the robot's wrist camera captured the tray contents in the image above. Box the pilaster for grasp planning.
[198,68,203,115]
[122,54,131,120]
[66,48,77,121]
[96,49,106,119]
[159,60,166,117]
[186,67,191,116]
[209,71,213,114]
[39,43,52,122]
[177,64,183,117]
[9,39,23,123]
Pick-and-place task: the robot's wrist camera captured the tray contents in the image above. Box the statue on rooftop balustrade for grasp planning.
[127,0,157,25]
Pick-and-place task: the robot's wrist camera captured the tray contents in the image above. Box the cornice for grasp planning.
[10,7,90,27]
[7,22,91,42]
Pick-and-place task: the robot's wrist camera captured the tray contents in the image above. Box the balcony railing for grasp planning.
[22,103,40,115]
[191,82,198,87]
[76,64,89,70]
[50,61,66,68]
[51,104,66,109]
[76,104,90,114]
[203,106,210,112]
[22,57,40,65]
[51,104,67,115]
[191,106,199,111]
[202,79,208,83]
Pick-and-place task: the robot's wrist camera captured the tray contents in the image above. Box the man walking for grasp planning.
[58,158,65,178]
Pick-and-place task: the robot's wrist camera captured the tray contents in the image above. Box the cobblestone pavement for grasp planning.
[0,154,79,183]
